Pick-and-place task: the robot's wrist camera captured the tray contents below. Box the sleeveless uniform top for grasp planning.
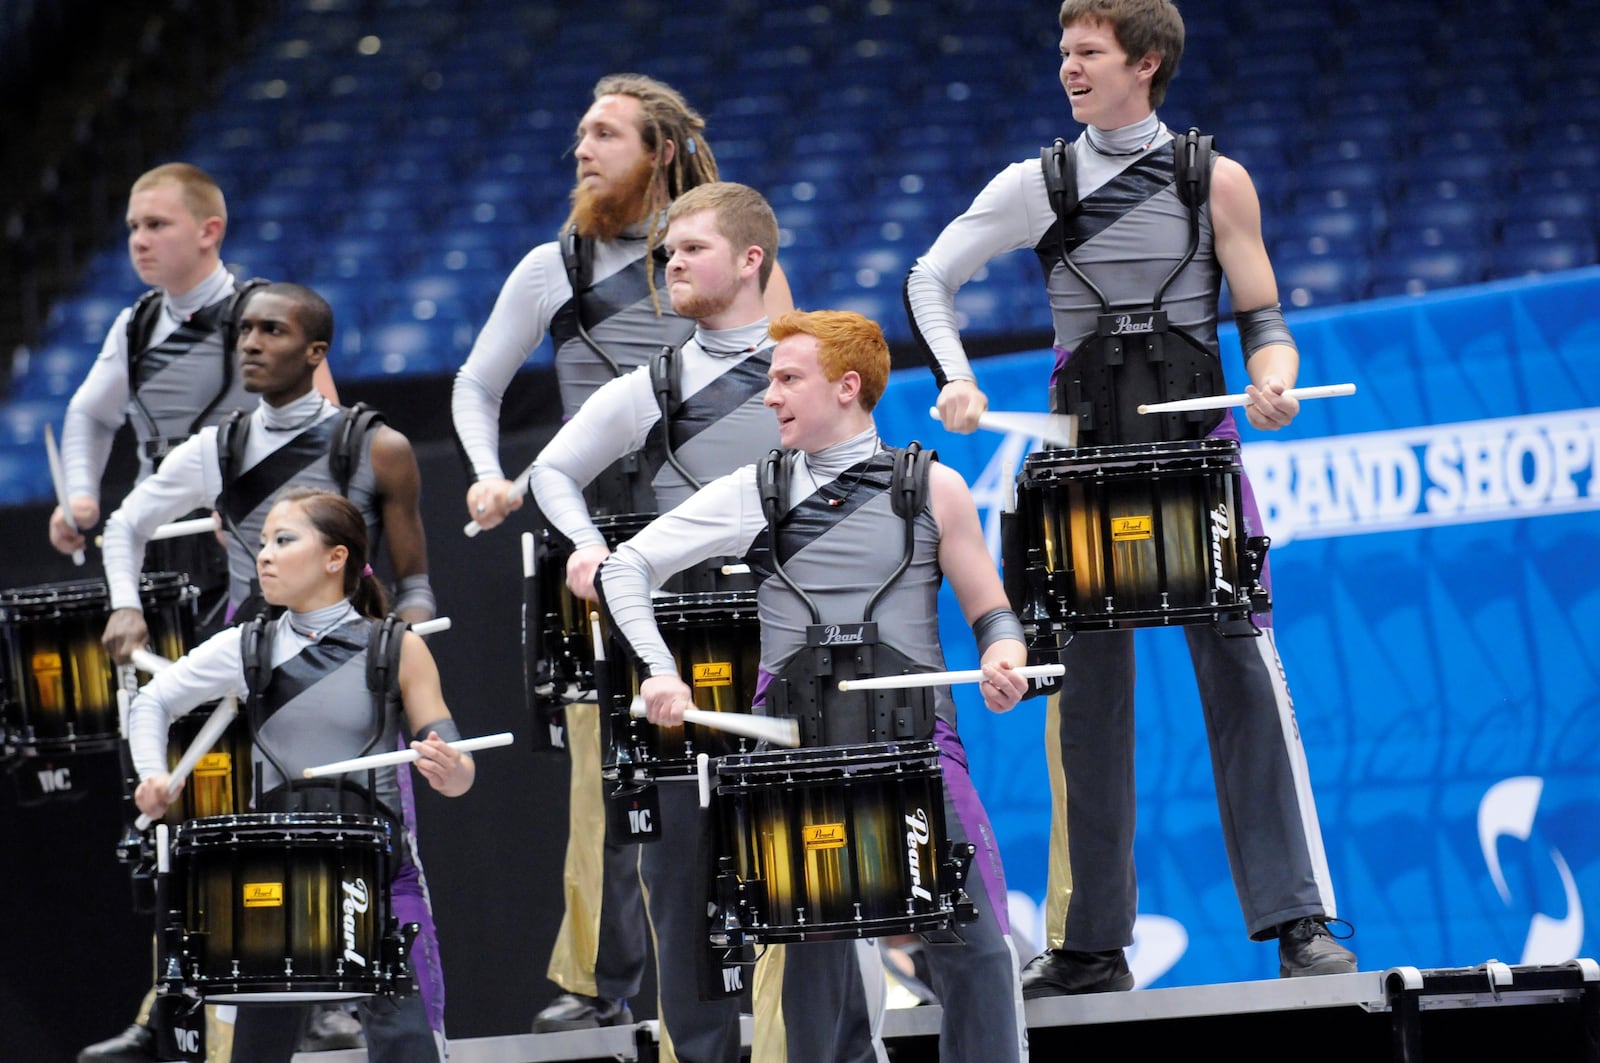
[128,291,252,464]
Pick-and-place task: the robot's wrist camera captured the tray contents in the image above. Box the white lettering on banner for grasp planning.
[1241,408,1599,546]
[1478,776,1585,965]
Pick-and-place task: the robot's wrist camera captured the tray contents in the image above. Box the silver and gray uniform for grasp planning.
[61,263,252,497]
[100,392,381,615]
[600,427,1027,1063]
[452,221,694,481]
[906,120,1339,949]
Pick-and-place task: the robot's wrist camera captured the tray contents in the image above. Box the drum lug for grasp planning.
[384,920,420,997]
[709,857,746,947]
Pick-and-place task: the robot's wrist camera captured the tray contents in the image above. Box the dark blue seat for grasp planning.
[1489,239,1595,278]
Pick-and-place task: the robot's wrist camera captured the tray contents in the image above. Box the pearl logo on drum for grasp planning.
[1209,503,1235,596]
[342,878,371,968]
[905,808,934,903]
[819,624,866,645]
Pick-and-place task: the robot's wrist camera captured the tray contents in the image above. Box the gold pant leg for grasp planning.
[749,945,787,1063]
[544,701,604,996]
[1044,692,1073,951]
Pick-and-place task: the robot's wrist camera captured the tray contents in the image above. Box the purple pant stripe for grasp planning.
[934,719,1010,936]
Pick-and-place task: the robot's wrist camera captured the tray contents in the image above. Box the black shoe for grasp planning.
[532,992,634,1032]
[1020,948,1135,998]
[1278,917,1357,977]
[298,1003,365,1051]
[77,1024,156,1063]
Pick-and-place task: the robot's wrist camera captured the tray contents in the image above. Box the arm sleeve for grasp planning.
[904,162,1042,389]
[596,470,762,677]
[526,369,659,548]
[451,242,571,481]
[61,313,135,500]
[102,434,216,611]
[128,627,248,780]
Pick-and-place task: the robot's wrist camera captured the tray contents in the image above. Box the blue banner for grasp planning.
[871,267,1600,986]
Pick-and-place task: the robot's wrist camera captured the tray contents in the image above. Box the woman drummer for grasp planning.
[129,485,473,1061]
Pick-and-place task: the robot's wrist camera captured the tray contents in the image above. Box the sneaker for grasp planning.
[1278,917,1357,977]
[77,1024,156,1063]
[298,1002,365,1051]
[532,992,634,1033]
[1020,948,1135,998]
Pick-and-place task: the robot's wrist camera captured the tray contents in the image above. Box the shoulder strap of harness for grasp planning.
[365,614,408,701]
[889,442,936,520]
[330,402,386,497]
[1041,137,1079,223]
[217,408,250,490]
[561,230,594,303]
[242,613,274,704]
[649,343,682,420]
[757,447,792,524]
[1173,127,1216,210]
[125,289,164,372]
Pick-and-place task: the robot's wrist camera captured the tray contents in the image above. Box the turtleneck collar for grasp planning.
[1086,112,1164,156]
[286,599,360,642]
[802,424,882,479]
[696,317,771,358]
[259,389,334,431]
[163,263,232,322]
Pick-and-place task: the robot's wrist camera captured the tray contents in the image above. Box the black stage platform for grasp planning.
[282,962,1600,1063]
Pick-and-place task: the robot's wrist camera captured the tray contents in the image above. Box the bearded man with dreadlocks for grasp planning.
[450,73,793,1035]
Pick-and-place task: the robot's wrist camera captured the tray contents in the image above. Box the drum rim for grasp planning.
[1022,436,1240,467]
[0,571,198,614]
[716,739,941,773]
[174,810,392,834]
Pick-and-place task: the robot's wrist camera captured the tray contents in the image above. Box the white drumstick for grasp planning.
[134,694,238,830]
[44,423,86,566]
[411,617,451,637]
[929,406,1078,448]
[94,515,221,549]
[301,732,516,778]
[1136,382,1356,415]
[838,664,1066,692]
[629,697,801,748]
[131,648,174,675]
[720,563,750,576]
[464,471,532,537]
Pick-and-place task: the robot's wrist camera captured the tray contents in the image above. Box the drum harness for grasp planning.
[756,442,943,748]
[1040,129,1226,447]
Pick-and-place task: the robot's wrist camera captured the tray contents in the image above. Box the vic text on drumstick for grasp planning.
[1136,383,1356,415]
[628,697,801,748]
[302,732,516,778]
[838,664,1066,692]
[44,423,86,566]
[134,694,238,830]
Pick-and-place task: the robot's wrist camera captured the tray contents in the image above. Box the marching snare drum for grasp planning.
[710,741,963,944]
[1009,439,1267,639]
[534,513,654,703]
[621,591,761,778]
[170,812,393,1001]
[0,573,197,756]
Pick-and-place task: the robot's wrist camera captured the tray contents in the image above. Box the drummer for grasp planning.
[598,309,1030,1063]
[127,486,473,1060]
[525,180,782,1062]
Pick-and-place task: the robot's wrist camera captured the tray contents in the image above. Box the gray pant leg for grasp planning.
[1187,624,1336,938]
[597,830,649,999]
[359,993,439,1063]
[919,745,1026,1063]
[781,941,881,1063]
[639,783,743,1063]
[1056,629,1139,950]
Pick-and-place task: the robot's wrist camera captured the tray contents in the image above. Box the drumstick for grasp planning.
[628,697,801,748]
[411,617,451,637]
[44,423,86,566]
[463,470,532,537]
[1136,382,1356,415]
[301,732,516,778]
[131,648,174,675]
[134,694,238,830]
[721,563,750,576]
[93,514,219,549]
[928,406,1078,448]
[837,664,1066,692]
